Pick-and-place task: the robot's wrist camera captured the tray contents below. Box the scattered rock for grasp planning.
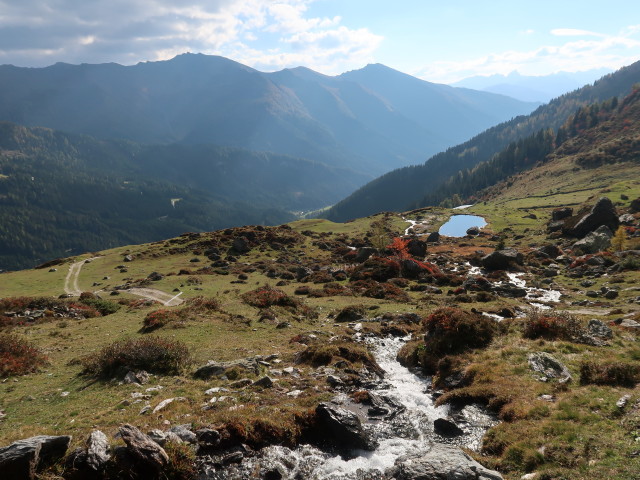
[147,271,164,281]
[426,232,440,243]
[252,376,274,388]
[466,226,480,236]
[528,352,572,383]
[194,359,259,379]
[406,238,427,257]
[552,207,573,221]
[617,394,632,409]
[169,425,197,444]
[117,424,168,476]
[196,428,221,447]
[152,397,185,413]
[386,443,503,480]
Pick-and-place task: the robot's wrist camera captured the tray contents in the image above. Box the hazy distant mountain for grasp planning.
[0,54,538,177]
[452,69,612,103]
[324,61,640,221]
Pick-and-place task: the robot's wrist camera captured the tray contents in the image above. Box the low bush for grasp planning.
[419,307,497,373]
[81,336,192,377]
[296,341,384,376]
[579,361,640,387]
[522,310,583,341]
[78,293,120,315]
[242,285,299,309]
[0,333,48,377]
[142,309,185,331]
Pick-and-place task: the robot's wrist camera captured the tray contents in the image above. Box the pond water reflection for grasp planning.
[439,215,486,237]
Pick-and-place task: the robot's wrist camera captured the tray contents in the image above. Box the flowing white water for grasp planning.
[506,273,562,307]
[207,337,496,479]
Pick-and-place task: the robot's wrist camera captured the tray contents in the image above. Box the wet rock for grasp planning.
[588,319,613,339]
[387,443,503,480]
[118,424,168,476]
[315,403,377,454]
[434,417,465,437]
[528,352,572,383]
[0,435,72,480]
[571,197,619,238]
[481,248,523,270]
[572,225,613,254]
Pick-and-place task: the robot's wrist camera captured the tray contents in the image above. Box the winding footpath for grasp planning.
[64,257,184,306]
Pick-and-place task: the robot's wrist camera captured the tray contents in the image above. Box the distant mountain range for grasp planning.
[452,69,612,103]
[324,61,640,222]
[0,54,537,179]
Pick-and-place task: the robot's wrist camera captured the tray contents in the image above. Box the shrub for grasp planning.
[242,285,299,309]
[142,309,185,331]
[580,361,640,387]
[78,296,120,316]
[420,307,497,373]
[0,333,48,377]
[81,336,192,377]
[163,440,197,480]
[522,310,583,341]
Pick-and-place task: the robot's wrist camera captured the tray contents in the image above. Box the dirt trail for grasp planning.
[64,257,99,295]
[127,287,184,306]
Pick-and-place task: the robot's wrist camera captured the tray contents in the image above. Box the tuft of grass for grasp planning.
[580,361,640,387]
[81,336,192,378]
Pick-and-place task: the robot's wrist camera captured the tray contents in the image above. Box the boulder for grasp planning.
[196,428,221,447]
[0,435,72,480]
[406,238,427,257]
[536,244,563,258]
[169,425,197,444]
[123,370,150,385]
[570,197,619,238]
[552,207,573,221]
[147,271,163,281]
[252,376,274,388]
[630,197,640,213]
[572,225,613,254]
[194,359,259,379]
[466,226,480,236]
[118,424,168,476]
[528,352,572,383]
[315,403,377,454]
[85,430,110,471]
[587,319,613,339]
[386,443,503,480]
[354,247,376,263]
[232,237,251,254]
[426,232,440,243]
[481,248,523,270]
[619,213,636,225]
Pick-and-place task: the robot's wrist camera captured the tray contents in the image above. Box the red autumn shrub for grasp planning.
[522,310,582,341]
[0,333,48,377]
[242,285,299,309]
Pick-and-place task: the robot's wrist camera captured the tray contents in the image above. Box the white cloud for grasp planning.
[551,28,606,37]
[0,0,382,74]
[417,26,640,83]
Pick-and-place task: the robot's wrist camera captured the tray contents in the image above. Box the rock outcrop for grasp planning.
[0,435,72,480]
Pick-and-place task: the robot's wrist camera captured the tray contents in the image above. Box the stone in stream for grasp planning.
[315,403,377,454]
[434,417,465,437]
[386,443,503,479]
[0,435,72,480]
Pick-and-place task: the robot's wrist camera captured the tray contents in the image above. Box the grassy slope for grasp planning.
[0,161,639,479]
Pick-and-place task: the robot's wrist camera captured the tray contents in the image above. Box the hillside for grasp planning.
[0,138,639,479]
[324,60,640,222]
[0,122,372,270]
[0,54,537,177]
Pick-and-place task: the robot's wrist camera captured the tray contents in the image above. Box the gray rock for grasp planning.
[194,359,260,380]
[147,429,167,446]
[466,226,480,236]
[355,247,376,263]
[252,376,274,388]
[406,238,427,257]
[315,403,377,453]
[123,370,150,385]
[620,213,636,225]
[118,424,168,474]
[426,231,440,243]
[229,378,252,388]
[572,225,613,254]
[387,443,503,479]
[147,271,164,281]
[481,248,524,270]
[169,425,196,444]
[196,428,221,447]
[588,319,613,339]
[552,207,573,221]
[571,197,619,238]
[528,352,572,383]
[85,430,110,471]
[0,435,72,480]
[617,394,632,409]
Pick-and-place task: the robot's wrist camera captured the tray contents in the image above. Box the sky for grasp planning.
[1,0,639,83]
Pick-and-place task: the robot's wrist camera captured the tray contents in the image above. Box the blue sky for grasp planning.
[1,0,639,83]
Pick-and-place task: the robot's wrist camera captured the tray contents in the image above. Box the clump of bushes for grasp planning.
[296,341,384,376]
[0,333,48,377]
[419,307,497,373]
[242,285,299,309]
[522,310,583,341]
[81,336,192,377]
[78,292,120,315]
[580,361,640,387]
[141,296,220,332]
